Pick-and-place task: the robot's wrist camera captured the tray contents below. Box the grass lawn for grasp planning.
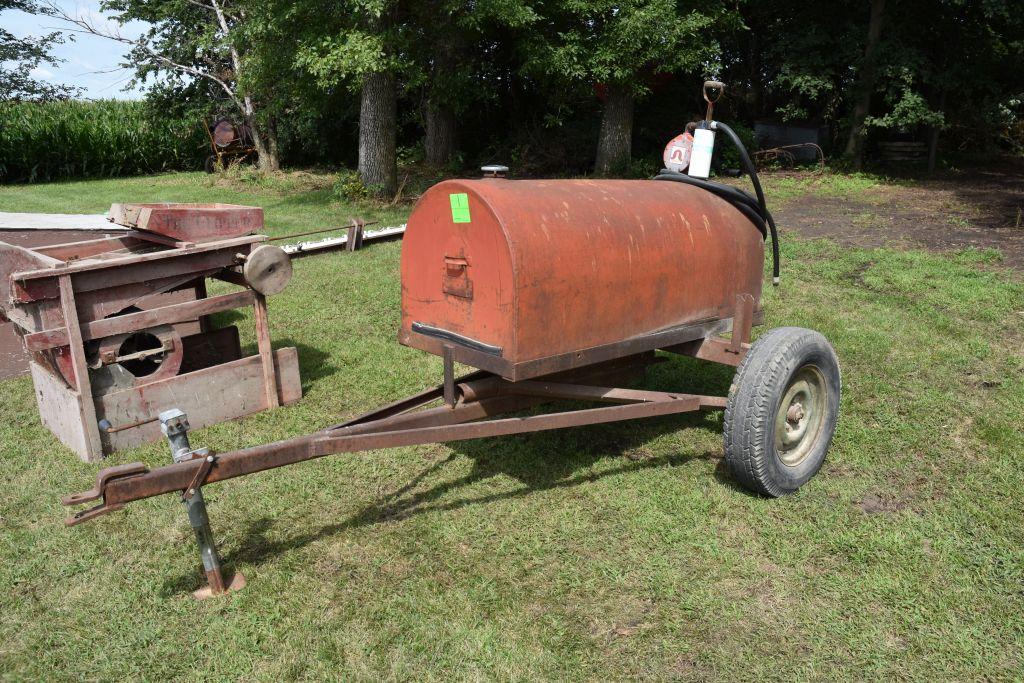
[1,171,1022,680]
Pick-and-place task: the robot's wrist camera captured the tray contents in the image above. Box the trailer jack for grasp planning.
[158,409,246,599]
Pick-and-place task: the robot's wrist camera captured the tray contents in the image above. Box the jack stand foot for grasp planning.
[193,571,246,601]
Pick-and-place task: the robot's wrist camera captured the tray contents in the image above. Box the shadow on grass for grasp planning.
[274,337,337,391]
[159,353,753,597]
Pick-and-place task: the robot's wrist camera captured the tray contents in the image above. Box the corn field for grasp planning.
[0,100,206,183]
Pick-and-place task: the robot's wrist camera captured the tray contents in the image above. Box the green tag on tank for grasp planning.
[449,193,471,223]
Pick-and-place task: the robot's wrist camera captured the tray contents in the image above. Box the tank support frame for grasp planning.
[62,296,756,598]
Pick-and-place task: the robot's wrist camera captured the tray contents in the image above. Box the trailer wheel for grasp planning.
[723,327,840,496]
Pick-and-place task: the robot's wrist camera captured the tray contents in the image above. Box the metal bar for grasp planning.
[403,316,737,382]
[506,380,724,407]
[328,369,492,430]
[443,345,456,407]
[23,290,256,352]
[334,393,546,436]
[284,224,406,258]
[67,392,713,517]
[267,221,379,243]
[325,370,489,430]
[338,352,662,433]
[159,409,236,597]
[730,293,755,353]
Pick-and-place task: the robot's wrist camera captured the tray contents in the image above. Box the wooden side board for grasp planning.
[23,289,254,352]
[31,359,93,458]
[97,347,301,454]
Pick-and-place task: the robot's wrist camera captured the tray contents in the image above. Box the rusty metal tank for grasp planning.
[400,178,765,380]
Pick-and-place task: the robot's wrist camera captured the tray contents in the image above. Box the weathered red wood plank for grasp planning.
[23,289,255,352]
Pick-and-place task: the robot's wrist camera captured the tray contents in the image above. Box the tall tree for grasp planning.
[843,0,886,169]
[1,0,80,101]
[297,0,407,196]
[529,0,733,175]
[408,0,538,168]
[46,0,284,172]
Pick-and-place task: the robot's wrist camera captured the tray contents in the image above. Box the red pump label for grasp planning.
[662,132,694,173]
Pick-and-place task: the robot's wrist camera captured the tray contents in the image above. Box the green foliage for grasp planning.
[715,121,756,170]
[527,0,734,95]
[0,100,205,182]
[296,30,394,89]
[333,168,370,200]
[0,0,81,101]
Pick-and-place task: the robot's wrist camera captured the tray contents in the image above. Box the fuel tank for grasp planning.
[399,178,765,380]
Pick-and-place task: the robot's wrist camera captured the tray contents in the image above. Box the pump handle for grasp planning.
[703,81,725,104]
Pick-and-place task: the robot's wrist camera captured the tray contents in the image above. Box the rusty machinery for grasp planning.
[202,118,258,173]
[0,203,301,462]
[63,82,841,598]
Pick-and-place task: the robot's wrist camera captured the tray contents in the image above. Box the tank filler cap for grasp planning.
[481,165,509,178]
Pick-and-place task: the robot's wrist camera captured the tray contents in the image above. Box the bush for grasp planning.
[0,99,207,183]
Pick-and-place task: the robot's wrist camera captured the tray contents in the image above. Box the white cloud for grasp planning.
[29,66,55,80]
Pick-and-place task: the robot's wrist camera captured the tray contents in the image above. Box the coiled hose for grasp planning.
[653,121,780,285]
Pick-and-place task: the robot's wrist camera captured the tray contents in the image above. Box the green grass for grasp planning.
[0,171,411,235]
[1,172,1023,680]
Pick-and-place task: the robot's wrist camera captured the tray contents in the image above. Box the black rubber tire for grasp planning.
[204,155,218,173]
[723,327,840,496]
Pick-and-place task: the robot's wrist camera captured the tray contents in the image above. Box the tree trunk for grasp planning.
[425,103,456,166]
[594,83,634,176]
[843,0,886,170]
[246,114,280,173]
[358,71,398,197]
[927,89,947,174]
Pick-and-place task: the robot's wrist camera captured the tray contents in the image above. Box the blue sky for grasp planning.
[2,0,149,99]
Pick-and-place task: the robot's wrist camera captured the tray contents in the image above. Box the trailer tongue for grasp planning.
[62,82,841,598]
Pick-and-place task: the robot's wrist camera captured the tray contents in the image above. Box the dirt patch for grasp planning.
[855,492,910,515]
[855,474,945,515]
[775,168,1024,271]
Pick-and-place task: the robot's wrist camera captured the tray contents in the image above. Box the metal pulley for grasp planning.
[243,244,293,295]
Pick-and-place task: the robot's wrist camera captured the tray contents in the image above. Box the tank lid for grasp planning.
[481,165,509,178]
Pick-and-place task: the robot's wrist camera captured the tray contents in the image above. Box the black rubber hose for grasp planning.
[652,173,767,238]
[713,121,780,285]
[653,122,781,284]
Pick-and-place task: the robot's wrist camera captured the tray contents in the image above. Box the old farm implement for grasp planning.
[0,203,300,462]
[62,84,841,597]
[202,119,257,173]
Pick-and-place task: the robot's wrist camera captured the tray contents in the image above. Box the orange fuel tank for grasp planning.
[399,178,765,380]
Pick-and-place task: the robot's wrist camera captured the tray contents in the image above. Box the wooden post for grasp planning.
[58,274,104,461]
[252,292,279,409]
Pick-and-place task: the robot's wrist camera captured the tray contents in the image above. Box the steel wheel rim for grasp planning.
[774,365,827,467]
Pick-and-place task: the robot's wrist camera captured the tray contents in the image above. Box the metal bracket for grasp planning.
[729,293,755,353]
[182,452,215,501]
[443,345,456,408]
[61,462,149,526]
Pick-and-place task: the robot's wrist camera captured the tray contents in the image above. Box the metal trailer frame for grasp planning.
[63,294,759,598]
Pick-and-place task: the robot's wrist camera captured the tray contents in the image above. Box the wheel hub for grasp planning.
[775,365,827,467]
